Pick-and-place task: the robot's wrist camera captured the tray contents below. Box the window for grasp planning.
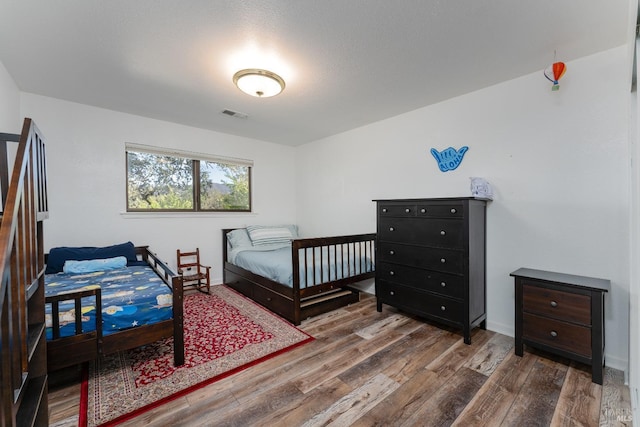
[126,144,252,212]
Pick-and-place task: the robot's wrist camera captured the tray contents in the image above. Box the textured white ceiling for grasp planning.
[0,1,632,146]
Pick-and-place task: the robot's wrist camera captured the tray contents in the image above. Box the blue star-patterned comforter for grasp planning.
[44,265,173,340]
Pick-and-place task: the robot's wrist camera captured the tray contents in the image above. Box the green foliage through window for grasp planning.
[126,149,251,212]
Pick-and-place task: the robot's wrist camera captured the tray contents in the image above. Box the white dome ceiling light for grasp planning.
[233,69,285,98]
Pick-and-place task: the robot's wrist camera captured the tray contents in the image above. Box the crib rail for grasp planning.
[292,233,376,298]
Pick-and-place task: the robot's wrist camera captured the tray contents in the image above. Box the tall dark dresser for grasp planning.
[374,197,487,344]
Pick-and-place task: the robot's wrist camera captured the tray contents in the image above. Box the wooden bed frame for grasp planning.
[222,228,376,325]
[45,246,184,371]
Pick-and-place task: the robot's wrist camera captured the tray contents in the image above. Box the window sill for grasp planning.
[120,211,258,219]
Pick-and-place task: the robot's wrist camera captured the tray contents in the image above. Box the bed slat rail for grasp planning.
[135,246,184,366]
[46,288,102,341]
[292,233,376,297]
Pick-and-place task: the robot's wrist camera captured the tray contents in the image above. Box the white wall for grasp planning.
[20,94,297,280]
[296,47,630,371]
[0,59,21,213]
[0,60,20,132]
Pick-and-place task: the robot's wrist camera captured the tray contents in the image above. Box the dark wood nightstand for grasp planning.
[511,268,610,384]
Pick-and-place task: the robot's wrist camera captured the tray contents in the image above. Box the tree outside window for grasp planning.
[126,148,251,212]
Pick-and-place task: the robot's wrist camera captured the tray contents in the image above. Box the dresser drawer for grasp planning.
[416,203,464,218]
[379,204,418,217]
[523,284,591,325]
[377,281,463,323]
[378,243,464,274]
[523,313,591,358]
[378,217,464,249]
[377,262,463,299]
[379,202,464,219]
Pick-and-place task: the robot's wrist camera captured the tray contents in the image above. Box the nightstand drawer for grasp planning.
[523,313,591,358]
[523,284,591,325]
[378,243,464,274]
[378,218,464,249]
[377,262,463,299]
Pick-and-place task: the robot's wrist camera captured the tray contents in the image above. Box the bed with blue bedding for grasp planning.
[44,243,184,371]
[223,226,376,325]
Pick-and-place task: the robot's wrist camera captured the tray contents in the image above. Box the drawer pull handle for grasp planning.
[450,208,457,214]
[421,208,426,213]
[550,331,558,338]
[440,230,446,236]
[382,208,388,213]
[440,258,446,263]
[389,250,395,255]
[440,305,446,311]
[550,301,558,308]
[389,291,395,296]
[405,208,411,213]
[389,271,395,276]
[441,282,446,287]
[389,227,395,232]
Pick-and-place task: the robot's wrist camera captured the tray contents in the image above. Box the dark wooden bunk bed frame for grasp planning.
[45,247,185,372]
[222,228,376,325]
[1,119,50,426]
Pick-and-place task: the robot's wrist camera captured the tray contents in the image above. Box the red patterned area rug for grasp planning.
[80,285,313,427]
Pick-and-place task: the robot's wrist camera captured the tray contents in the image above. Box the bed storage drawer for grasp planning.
[252,285,292,318]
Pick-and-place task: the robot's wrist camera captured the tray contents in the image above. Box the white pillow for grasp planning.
[227,229,253,248]
[246,225,293,246]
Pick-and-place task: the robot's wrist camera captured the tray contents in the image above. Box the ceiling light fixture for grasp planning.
[233,68,285,98]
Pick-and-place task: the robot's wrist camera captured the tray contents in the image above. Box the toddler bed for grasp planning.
[223,226,376,325]
[44,242,184,371]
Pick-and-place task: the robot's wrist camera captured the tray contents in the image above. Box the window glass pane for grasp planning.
[199,161,250,211]
[127,151,193,210]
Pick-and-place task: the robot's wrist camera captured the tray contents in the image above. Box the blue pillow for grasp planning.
[46,241,137,274]
[63,256,128,274]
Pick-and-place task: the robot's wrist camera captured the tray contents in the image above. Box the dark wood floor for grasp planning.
[48,292,632,426]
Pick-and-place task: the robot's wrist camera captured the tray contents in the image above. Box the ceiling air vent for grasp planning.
[221,109,248,119]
